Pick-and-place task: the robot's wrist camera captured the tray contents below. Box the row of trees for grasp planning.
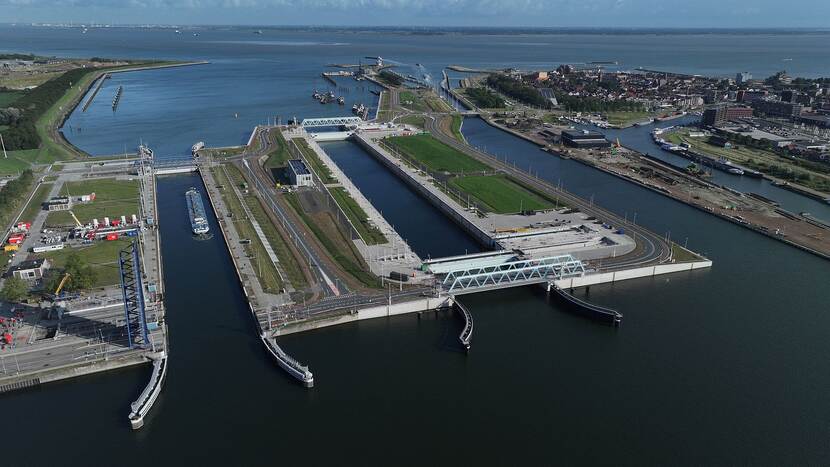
[486,75,548,108]
[0,170,33,215]
[378,71,403,86]
[465,87,505,108]
[0,67,95,151]
[0,253,98,303]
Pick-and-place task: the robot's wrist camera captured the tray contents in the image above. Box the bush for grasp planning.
[0,277,29,302]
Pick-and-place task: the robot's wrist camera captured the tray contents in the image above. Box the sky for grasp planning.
[2,0,830,28]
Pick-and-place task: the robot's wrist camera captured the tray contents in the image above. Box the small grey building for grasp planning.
[288,159,313,187]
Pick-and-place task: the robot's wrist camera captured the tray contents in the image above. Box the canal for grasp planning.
[580,117,830,223]
[320,140,482,258]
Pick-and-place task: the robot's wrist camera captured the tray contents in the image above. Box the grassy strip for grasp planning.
[38,238,132,288]
[284,193,377,288]
[0,170,35,234]
[603,111,652,126]
[666,130,830,192]
[46,178,139,226]
[212,166,285,293]
[19,182,52,222]
[398,115,426,129]
[385,134,489,174]
[450,114,465,142]
[330,187,387,245]
[449,175,555,213]
[223,164,308,289]
[265,130,291,168]
[672,243,702,262]
[293,138,336,184]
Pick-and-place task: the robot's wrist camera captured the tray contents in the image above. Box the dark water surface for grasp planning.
[1,27,829,466]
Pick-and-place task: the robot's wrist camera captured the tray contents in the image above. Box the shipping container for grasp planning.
[106,233,119,241]
[124,230,138,237]
[3,245,19,252]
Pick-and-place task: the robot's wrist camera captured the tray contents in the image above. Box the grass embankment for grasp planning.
[385,134,489,174]
[0,153,33,175]
[450,115,465,142]
[284,192,377,288]
[666,129,830,192]
[330,187,387,245]
[38,238,132,288]
[0,170,35,235]
[212,167,285,293]
[603,111,652,126]
[46,178,139,226]
[449,175,557,214]
[224,164,308,289]
[672,243,702,262]
[19,182,52,222]
[293,138,336,184]
[0,91,23,106]
[265,130,291,168]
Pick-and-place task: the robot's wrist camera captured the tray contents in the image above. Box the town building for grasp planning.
[751,100,804,118]
[44,196,72,212]
[736,72,752,85]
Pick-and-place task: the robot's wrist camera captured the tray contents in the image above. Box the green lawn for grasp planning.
[330,187,387,245]
[399,90,428,112]
[385,134,489,174]
[398,115,426,129]
[19,182,52,222]
[449,175,556,213]
[293,138,336,184]
[450,114,465,143]
[38,238,132,288]
[0,153,33,175]
[46,178,139,226]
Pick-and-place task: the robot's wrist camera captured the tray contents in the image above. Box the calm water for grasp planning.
[1,27,830,465]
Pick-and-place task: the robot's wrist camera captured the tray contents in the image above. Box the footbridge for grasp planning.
[301,116,363,128]
[437,254,586,295]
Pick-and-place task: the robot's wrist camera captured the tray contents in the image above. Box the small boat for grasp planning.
[138,143,153,160]
[728,168,745,175]
[191,141,205,155]
[337,96,345,105]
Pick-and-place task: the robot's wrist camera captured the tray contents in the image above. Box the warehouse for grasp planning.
[561,129,612,149]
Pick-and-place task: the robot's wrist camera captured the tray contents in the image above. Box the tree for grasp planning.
[0,277,29,303]
[63,253,96,291]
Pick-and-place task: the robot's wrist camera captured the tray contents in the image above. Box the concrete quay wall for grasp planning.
[554,260,713,289]
[273,295,455,336]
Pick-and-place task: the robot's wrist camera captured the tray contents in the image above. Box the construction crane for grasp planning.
[54,272,71,296]
[68,210,83,228]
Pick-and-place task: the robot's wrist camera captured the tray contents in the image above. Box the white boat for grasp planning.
[728,168,745,175]
[137,143,153,160]
[191,141,205,155]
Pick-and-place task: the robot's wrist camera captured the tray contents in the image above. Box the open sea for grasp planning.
[1,26,830,466]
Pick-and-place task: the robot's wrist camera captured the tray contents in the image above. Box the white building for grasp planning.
[288,159,313,187]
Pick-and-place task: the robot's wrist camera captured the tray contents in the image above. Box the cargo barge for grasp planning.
[185,188,210,235]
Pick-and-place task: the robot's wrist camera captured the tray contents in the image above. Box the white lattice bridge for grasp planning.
[301,116,363,128]
[442,255,585,295]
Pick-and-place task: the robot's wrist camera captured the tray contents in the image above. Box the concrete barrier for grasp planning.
[553,260,712,289]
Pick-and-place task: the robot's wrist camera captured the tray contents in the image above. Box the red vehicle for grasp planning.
[7,235,24,245]
[15,222,31,231]
[105,233,119,241]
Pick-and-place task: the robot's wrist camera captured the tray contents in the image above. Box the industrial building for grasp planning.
[6,258,50,280]
[561,129,611,149]
[287,159,313,187]
[44,196,72,211]
[702,104,753,127]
